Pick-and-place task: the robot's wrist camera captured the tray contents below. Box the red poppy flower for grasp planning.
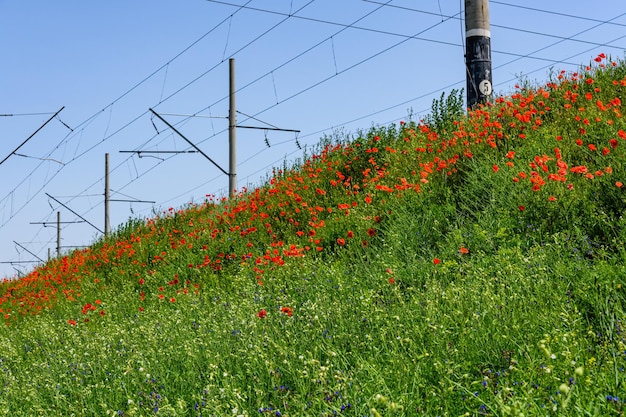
[257,309,267,319]
[433,258,441,265]
[281,307,293,317]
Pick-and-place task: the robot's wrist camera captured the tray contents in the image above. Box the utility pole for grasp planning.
[146,58,298,198]
[103,152,154,237]
[229,58,237,196]
[465,0,492,108]
[104,153,110,237]
[57,211,61,257]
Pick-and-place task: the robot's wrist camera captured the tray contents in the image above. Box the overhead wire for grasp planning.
[361,0,626,50]
[490,0,626,27]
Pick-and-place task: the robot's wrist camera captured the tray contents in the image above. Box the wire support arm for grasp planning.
[149,108,229,176]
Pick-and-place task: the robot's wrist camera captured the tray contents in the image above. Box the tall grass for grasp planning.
[0,54,625,416]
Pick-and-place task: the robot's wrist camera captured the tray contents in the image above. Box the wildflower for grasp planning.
[492,164,499,173]
[281,307,293,317]
[616,181,623,188]
[68,319,77,326]
[433,258,441,265]
[336,238,345,246]
[519,205,525,211]
[459,247,469,255]
[257,309,267,319]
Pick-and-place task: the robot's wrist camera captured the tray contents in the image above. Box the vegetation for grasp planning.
[0,53,625,416]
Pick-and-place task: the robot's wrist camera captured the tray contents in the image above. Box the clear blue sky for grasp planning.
[1,0,625,278]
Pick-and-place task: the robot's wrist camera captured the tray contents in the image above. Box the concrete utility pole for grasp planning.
[465,0,493,108]
[229,58,237,196]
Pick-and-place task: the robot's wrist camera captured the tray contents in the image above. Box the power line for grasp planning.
[492,11,626,74]
[490,0,626,27]
[361,0,626,50]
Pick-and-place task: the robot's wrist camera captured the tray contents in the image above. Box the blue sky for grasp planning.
[1,0,625,278]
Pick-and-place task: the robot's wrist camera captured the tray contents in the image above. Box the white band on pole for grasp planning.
[466,28,491,38]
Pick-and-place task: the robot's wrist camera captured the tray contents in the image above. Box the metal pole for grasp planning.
[104,153,110,237]
[465,0,492,108]
[229,58,237,196]
[57,211,61,257]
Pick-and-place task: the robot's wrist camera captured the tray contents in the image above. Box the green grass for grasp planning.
[1,54,625,416]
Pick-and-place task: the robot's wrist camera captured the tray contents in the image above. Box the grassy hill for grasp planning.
[1,53,625,416]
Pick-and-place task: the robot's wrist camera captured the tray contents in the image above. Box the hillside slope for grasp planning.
[0,54,625,416]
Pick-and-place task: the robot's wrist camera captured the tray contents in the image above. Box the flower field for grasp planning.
[0,54,625,416]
